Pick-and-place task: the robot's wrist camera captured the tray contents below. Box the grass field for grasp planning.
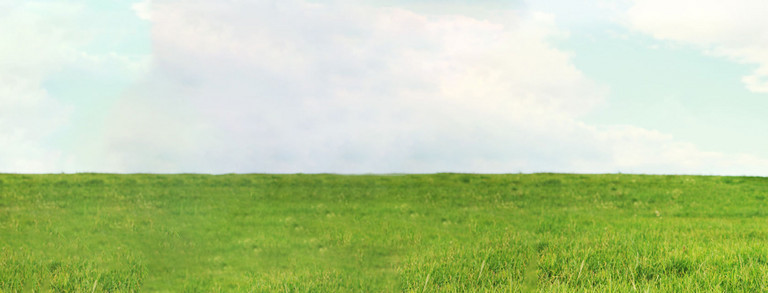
[2,173,768,291]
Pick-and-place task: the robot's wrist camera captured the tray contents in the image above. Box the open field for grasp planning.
[2,173,768,291]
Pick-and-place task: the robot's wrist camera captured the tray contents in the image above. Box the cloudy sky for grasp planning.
[3,0,768,174]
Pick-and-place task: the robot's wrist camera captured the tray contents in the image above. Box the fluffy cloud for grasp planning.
[95,0,768,175]
[592,125,768,175]
[626,0,768,92]
[0,2,78,172]
[5,0,768,174]
[103,0,612,173]
[0,1,150,172]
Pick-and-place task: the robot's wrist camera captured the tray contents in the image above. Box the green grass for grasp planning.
[2,173,768,291]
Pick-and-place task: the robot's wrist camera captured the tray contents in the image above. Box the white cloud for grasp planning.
[592,125,768,175]
[3,0,768,175]
[0,2,78,172]
[0,1,150,172]
[626,0,768,93]
[95,0,768,175]
[102,0,611,173]
[132,0,152,21]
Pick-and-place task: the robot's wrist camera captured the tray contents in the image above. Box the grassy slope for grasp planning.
[2,173,768,291]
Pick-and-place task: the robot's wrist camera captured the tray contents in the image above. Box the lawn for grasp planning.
[2,173,768,291]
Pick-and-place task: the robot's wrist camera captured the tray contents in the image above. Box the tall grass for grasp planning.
[1,173,768,291]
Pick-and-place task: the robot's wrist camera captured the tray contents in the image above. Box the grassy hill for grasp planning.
[2,173,768,291]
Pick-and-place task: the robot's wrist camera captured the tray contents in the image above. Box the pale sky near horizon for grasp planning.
[3,0,768,175]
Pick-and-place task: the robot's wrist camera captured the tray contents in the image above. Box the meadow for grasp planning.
[2,173,768,291]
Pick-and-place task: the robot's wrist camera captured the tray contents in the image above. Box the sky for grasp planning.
[3,0,768,175]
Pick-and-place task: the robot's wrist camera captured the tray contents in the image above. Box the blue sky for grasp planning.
[570,25,768,155]
[3,0,768,174]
